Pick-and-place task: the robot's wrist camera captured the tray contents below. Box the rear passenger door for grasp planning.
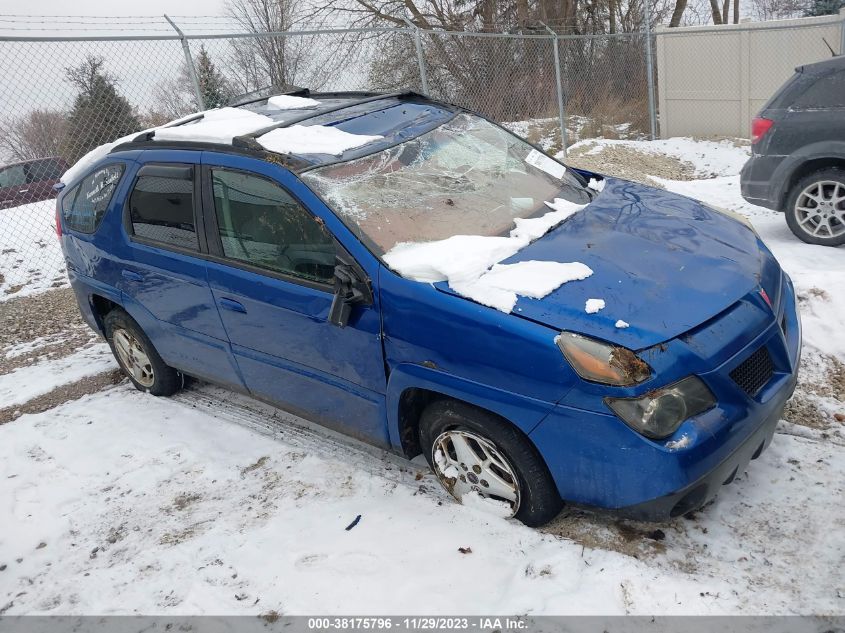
[199,153,388,446]
[118,151,243,389]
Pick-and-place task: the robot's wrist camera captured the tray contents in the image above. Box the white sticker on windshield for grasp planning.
[524,149,566,180]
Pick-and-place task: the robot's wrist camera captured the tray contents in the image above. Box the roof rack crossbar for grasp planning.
[226,86,311,109]
[136,87,314,143]
[240,90,415,141]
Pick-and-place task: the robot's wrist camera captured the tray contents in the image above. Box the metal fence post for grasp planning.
[541,23,568,156]
[840,7,845,54]
[403,18,430,95]
[642,2,658,140]
[164,14,205,111]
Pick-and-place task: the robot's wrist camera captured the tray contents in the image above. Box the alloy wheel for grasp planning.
[112,328,155,388]
[794,180,845,239]
[431,429,521,517]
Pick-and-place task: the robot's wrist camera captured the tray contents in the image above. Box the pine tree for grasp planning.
[194,45,232,109]
[61,56,140,163]
[804,0,845,15]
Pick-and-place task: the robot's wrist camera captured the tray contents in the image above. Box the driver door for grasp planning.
[199,153,389,446]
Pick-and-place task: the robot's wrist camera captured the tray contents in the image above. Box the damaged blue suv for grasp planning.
[57,91,801,526]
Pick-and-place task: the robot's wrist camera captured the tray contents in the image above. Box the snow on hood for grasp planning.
[257,125,383,156]
[383,198,593,312]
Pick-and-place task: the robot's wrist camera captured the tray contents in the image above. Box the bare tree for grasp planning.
[224,0,357,95]
[0,109,67,162]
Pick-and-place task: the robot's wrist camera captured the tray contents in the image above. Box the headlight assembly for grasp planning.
[605,376,716,439]
[556,332,651,386]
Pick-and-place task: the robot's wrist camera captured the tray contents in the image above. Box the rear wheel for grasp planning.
[419,400,562,527]
[785,168,845,246]
[104,309,181,396]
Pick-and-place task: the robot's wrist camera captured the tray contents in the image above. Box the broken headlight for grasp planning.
[556,332,651,386]
[605,376,716,439]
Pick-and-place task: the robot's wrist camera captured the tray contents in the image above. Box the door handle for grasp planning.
[121,269,143,282]
[218,297,247,313]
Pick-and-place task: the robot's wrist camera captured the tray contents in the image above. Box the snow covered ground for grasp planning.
[0,138,843,616]
[0,200,68,300]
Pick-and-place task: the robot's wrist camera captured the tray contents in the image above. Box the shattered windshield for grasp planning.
[301,113,590,256]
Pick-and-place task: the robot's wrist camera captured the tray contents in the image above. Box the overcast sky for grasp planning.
[2,0,228,16]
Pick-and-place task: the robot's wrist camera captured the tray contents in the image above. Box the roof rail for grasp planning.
[131,86,316,143]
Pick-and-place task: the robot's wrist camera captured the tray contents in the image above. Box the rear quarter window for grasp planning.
[0,164,26,189]
[63,164,125,234]
[791,70,845,109]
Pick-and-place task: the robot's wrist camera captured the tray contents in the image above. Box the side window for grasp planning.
[64,164,124,234]
[0,165,26,189]
[793,71,845,109]
[211,169,336,284]
[129,167,198,251]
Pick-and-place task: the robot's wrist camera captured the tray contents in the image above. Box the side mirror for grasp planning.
[328,262,372,327]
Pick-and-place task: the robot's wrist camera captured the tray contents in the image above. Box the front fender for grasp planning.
[385,362,557,453]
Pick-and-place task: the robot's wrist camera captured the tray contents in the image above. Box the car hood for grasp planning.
[435,178,763,349]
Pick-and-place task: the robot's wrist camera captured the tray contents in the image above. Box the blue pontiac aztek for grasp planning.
[57,91,801,526]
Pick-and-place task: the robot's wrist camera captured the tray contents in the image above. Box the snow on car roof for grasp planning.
[64,92,456,185]
[148,92,456,167]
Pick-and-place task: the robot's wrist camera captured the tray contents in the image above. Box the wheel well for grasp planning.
[396,388,526,459]
[90,294,119,334]
[782,157,845,208]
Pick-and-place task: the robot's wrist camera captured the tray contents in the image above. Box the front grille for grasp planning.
[730,346,774,397]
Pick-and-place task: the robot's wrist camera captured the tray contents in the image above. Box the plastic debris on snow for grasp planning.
[384,198,592,313]
[154,108,275,145]
[615,319,630,329]
[267,94,321,109]
[585,298,605,314]
[258,125,383,156]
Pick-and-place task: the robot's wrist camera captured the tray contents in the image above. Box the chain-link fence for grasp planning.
[1,14,843,301]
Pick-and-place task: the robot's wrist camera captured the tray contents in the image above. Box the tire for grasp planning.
[785,167,845,247]
[104,308,181,396]
[419,400,562,527]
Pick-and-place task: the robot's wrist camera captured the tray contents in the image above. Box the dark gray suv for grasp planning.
[740,55,845,246]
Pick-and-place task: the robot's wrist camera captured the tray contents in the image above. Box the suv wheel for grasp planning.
[419,400,562,527]
[785,168,845,246]
[104,309,181,396]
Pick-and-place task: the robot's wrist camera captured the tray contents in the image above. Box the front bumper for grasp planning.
[614,373,794,520]
[529,272,802,521]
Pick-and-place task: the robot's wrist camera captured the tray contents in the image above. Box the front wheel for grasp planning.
[419,400,562,527]
[785,168,845,246]
[104,309,181,396]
